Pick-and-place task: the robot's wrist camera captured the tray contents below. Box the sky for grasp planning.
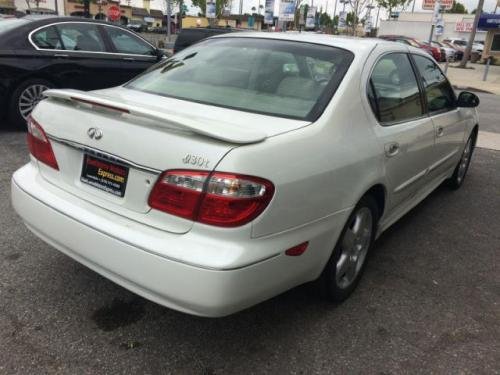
[132,0,498,20]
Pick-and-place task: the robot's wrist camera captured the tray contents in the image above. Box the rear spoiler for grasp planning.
[43,89,267,144]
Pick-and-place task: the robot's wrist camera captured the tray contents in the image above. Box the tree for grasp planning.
[446,1,467,14]
[348,0,370,34]
[190,0,230,17]
[377,0,412,21]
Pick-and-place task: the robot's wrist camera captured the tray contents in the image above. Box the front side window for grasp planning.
[32,26,63,50]
[126,38,354,120]
[492,34,500,52]
[105,27,155,55]
[412,54,456,112]
[368,53,423,124]
[56,23,106,52]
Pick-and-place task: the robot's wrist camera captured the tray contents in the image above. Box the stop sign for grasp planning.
[107,5,121,21]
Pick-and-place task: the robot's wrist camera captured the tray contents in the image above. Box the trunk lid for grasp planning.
[32,88,308,234]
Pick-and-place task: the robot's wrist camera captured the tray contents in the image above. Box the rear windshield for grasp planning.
[0,19,28,35]
[127,37,353,121]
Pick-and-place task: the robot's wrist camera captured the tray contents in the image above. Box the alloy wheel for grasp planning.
[18,84,49,120]
[335,207,373,289]
[457,138,472,183]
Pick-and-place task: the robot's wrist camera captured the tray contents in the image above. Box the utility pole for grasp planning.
[428,0,441,46]
[54,0,59,15]
[167,0,172,43]
[459,0,485,68]
[333,0,338,29]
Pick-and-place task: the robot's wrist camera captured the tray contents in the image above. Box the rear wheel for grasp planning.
[320,195,379,302]
[448,134,475,190]
[8,78,53,130]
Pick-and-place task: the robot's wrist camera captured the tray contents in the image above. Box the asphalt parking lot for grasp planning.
[1,93,499,374]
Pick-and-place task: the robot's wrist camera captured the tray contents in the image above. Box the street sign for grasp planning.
[435,18,444,35]
[107,5,121,21]
[306,6,316,29]
[338,11,347,28]
[279,0,295,22]
[422,0,453,11]
[264,0,275,25]
[206,1,216,18]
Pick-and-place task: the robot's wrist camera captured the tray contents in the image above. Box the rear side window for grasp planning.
[105,27,156,55]
[127,38,353,121]
[412,54,456,113]
[368,53,423,124]
[32,26,63,50]
[56,23,106,52]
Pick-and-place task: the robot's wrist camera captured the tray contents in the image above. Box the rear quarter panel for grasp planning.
[216,56,385,239]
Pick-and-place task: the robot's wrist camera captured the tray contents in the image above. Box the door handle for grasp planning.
[54,53,69,58]
[436,126,444,137]
[385,142,400,157]
[123,57,135,61]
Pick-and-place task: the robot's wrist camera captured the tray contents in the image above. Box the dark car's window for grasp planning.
[32,26,63,50]
[412,54,456,112]
[126,38,353,121]
[105,27,156,55]
[56,23,105,52]
[368,53,423,124]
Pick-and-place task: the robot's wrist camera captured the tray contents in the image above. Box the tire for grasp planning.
[447,133,475,190]
[320,195,379,303]
[8,78,53,130]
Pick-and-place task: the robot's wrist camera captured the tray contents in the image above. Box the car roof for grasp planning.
[210,32,395,55]
[21,15,125,27]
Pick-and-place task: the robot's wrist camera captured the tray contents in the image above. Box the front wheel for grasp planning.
[448,135,475,190]
[320,195,379,302]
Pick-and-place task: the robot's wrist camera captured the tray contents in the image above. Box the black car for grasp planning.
[0,16,165,128]
[173,27,240,53]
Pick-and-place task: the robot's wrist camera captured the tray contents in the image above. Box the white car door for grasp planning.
[411,54,468,178]
[367,52,436,212]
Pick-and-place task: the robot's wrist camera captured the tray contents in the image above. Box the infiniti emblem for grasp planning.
[87,127,103,140]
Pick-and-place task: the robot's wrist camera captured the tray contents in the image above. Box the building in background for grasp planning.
[14,0,64,15]
[65,0,132,24]
[379,12,486,42]
[0,0,16,15]
[479,13,500,60]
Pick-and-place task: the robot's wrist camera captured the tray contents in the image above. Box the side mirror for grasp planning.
[457,91,479,108]
[155,48,167,61]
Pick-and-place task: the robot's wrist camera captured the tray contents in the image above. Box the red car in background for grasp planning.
[378,35,441,61]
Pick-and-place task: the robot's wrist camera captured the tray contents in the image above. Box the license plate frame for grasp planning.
[80,153,129,197]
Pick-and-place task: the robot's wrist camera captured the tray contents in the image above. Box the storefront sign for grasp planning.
[455,19,474,32]
[478,14,500,30]
[422,0,453,11]
[338,11,347,28]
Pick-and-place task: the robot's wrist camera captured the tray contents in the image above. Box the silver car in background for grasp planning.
[12,34,479,317]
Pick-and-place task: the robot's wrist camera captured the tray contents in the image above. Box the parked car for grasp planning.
[441,40,464,61]
[173,26,240,53]
[422,41,447,62]
[12,34,479,317]
[126,21,148,33]
[444,38,483,55]
[378,35,441,61]
[0,16,165,128]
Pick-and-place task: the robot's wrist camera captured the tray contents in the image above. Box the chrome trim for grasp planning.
[428,149,458,172]
[394,168,428,193]
[47,134,162,174]
[28,21,157,58]
[14,179,280,271]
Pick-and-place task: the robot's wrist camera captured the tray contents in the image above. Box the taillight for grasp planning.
[148,170,274,227]
[27,116,59,170]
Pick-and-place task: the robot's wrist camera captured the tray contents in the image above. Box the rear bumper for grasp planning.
[12,163,347,317]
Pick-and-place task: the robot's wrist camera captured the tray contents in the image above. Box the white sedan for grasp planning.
[11,33,479,317]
